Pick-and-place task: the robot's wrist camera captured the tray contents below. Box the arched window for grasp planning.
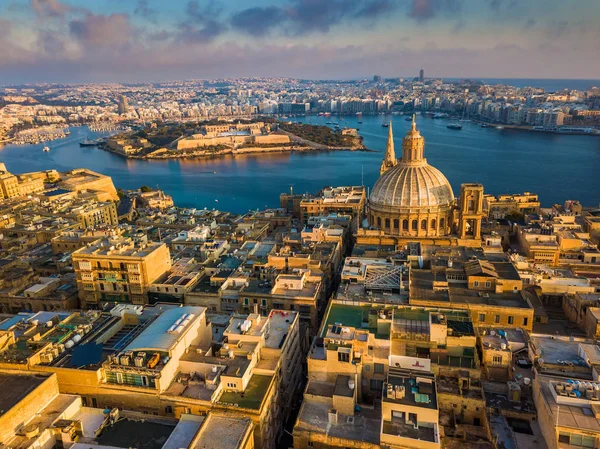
[440,218,445,230]
[412,220,418,231]
[394,219,399,230]
[421,219,427,230]
[385,218,390,229]
[377,217,382,228]
[468,199,474,211]
[403,220,409,230]
[431,219,436,230]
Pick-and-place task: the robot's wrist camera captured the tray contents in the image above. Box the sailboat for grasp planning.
[42,142,50,152]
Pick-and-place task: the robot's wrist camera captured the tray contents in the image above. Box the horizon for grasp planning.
[1,0,599,84]
[2,76,600,88]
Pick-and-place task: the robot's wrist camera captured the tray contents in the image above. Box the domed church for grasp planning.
[361,116,485,245]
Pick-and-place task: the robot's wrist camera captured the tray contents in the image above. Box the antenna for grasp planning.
[361,165,364,187]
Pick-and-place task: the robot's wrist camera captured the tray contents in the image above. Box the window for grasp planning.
[403,220,409,230]
[394,219,399,229]
[243,297,249,305]
[421,219,427,230]
[508,316,514,325]
[495,315,500,324]
[492,355,502,365]
[338,351,350,362]
[385,218,390,229]
[474,280,479,287]
[440,218,445,230]
[116,372,123,384]
[431,219,436,230]
[478,313,486,322]
[485,281,491,288]
[261,299,267,307]
[370,378,384,391]
[141,375,149,387]
[374,363,384,373]
[377,217,382,228]
[522,317,528,326]
[412,220,418,231]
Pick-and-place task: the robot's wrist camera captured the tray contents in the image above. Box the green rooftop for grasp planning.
[217,374,273,410]
[321,303,391,339]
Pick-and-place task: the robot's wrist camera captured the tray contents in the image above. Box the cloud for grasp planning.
[134,0,156,20]
[488,0,519,10]
[178,0,226,43]
[408,0,462,22]
[31,0,71,17]
[232,0,396,37]
[230,6,285,37]
[69,13,132,47]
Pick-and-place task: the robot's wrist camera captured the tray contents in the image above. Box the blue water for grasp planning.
[445,78,600,92]
[0,118,598,213]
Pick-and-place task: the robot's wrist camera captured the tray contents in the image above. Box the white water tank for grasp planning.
[348,379,355,390]
[72,334,82,343]
[501,343,507,350]
[65,340,74,349]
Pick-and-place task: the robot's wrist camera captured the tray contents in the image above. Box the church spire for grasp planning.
[380,120,397,175]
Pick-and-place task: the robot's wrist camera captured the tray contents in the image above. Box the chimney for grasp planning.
[328,409,338,425]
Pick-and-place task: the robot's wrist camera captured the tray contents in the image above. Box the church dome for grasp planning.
[368,116,455,237]
[370,163,454,209]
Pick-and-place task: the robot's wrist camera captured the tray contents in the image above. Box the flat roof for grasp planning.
[125,306,205,352]
[162,417,205,449]
[295,399,381,445]
[0,372,50,413]
[217,374,273,410]
[95,417,176,449]
[191,414,252,449]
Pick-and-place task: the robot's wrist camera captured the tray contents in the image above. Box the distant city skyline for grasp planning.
[0,0,599,83]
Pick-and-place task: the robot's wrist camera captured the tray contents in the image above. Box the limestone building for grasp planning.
[360,116,485,246]
[72,237,172,307]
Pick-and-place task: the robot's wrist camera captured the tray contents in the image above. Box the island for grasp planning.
[100,119,367,160]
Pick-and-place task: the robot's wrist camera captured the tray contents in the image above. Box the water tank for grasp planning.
[72,334,82,343]
[64,340,74,349]
[212,365,218,373]
[501,343,507,350]
[524,377,531,386]
[348,379,355,390]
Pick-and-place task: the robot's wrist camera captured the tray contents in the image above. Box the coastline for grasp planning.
[98,142,375,160]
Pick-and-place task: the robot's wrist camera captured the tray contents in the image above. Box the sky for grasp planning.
[0,0,599,84]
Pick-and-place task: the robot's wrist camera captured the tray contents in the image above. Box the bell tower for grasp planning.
[380,121,397,175]
[458,183,484,240]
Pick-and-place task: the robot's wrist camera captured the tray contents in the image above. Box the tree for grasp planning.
[140,185,153,193]
[505,210,525,222]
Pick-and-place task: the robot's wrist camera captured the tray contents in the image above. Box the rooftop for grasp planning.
[217,374,273,410]
[125,306,206,353]
[191,414,252,449]
[0,371,50,413]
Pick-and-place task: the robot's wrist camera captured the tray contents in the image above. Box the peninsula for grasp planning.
[101,119,366,160]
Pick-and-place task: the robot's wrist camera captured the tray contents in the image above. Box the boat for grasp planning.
[325,122,332,125]
[496,126,504,130]
[42,142,50,152]
[79,137,98,147]
[405,117,413,121]
[480,123,490,128]
[382,123,389,128]
[358,121,363,124]
[447,123,463,130]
